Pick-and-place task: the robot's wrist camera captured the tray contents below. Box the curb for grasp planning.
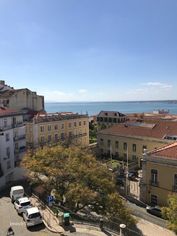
[42,219,64,234]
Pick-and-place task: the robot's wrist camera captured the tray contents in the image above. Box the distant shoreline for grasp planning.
[45,100,177,104]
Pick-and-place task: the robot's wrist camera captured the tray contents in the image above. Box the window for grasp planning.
[55,134,58,141]
[6,147,10,158]
[74,122,77,127]
[40,136,45,143]
[48,125,51,131]
[40,126,44,132]
[151,195,157,206]
[79,121,81,126]
[6,133,10,142]
[54,124,58,130]
[174,174,177,191]
[68,123,72,128]
[142,145,147,153]
[105,113,108,116]
[83,121,86,125]
[123,153,127,159]
[115,141,119,149]
[107,140,111,148]
[151,169,158,186]
[69,132,72,137]
[48,135,51,142]
[109,118,112,122]
[132,155,137,161]
[132,144,136,152]
[7,160,11,169]
[104,117,108,122]
[123,142,127,151]
[4,118,7,127]
[61,124,64,129]
[61,133,65,140]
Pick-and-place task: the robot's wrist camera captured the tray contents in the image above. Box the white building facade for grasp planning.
[0,108,26,189]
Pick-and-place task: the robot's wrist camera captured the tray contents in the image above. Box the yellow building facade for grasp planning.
[140,143,177,206]
[97,121,176,166]
[26,112,89,148]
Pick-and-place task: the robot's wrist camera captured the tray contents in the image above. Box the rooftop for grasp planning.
[33,112,88,123]
[0,107,23,117]
[98,120,177,140]
[148,142,177,159]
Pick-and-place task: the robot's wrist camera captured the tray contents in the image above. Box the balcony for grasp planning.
[14,134,26,141]
[172,185,177,192]
[150,180,159,187]
[19,146,26,153]
[12,122,24,128]
[0,164,3,177]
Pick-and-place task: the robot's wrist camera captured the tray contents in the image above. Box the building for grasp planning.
[97,121,177,166]
[140,142,177,206]
[0,81,44,112]
[26,112,89,148]
[97,111,127,128]
[0,107,26,189]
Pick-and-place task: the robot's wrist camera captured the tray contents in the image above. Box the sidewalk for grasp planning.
[137,218,176,236]
[30,194,114,236]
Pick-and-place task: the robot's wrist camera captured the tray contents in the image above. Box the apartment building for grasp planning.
[97,121,177,166]
[26,112,89,148]
[0,80,44,112]
[0,107,26,189]
[97,111,127,128]
[140,142,177,206]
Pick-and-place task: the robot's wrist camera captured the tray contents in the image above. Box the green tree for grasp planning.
[22,145,135,225]
[162,194,177,233]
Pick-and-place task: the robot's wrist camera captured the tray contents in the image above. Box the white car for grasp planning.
[23,207,43,228]
[10,186,24,203]
[14,197,31,214]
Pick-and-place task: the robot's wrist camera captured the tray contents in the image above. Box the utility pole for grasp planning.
[125,146,129,196]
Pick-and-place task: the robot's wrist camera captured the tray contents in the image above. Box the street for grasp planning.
[0,193,107,236]
[126,200,167,228]
[0,195,56,236]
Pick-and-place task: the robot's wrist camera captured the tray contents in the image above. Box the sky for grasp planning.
[0,0,177,102]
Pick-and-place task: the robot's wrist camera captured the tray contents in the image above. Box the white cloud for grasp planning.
[78,89,87,94]
[142,82,172,89]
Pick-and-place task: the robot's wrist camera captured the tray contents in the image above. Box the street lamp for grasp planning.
[125,146,129,196]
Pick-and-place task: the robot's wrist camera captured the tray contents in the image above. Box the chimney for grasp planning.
[0,80,5,85]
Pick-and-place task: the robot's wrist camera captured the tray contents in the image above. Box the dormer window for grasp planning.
[105,113,108,116]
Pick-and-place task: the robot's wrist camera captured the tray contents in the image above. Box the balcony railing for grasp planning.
[150,180,159,187]
[172,185,177,192]
[14,134,26,141]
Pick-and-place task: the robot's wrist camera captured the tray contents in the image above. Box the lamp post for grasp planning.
[120,223,126,236]
[125,146,129,196]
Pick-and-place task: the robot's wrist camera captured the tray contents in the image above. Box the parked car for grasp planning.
[23,207,43,228]
[116,176,124,186]
[146,205,162,217]
[128,171,138,180]
[10,186,24,203]
[14,197,31,214]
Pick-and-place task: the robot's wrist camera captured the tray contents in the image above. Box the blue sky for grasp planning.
[0,0,177,102]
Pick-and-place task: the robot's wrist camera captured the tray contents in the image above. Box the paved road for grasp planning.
[0,196,56,236]
[126,201,167,228]
[0,195,104,236]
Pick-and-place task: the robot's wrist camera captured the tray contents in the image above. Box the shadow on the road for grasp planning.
[27,223,46,232]
[101,228,112,236]
[62,223,76,233]
[126,224,144,236]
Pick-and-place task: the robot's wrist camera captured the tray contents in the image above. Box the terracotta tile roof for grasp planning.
[149,142,177,159]
[98,121,177,139]
[0,107,20,117]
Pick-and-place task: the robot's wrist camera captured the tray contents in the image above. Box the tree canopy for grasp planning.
[22,145,135,225]
[162,194,177,233]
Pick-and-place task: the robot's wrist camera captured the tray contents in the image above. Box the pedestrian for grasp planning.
[7,226,14,236]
